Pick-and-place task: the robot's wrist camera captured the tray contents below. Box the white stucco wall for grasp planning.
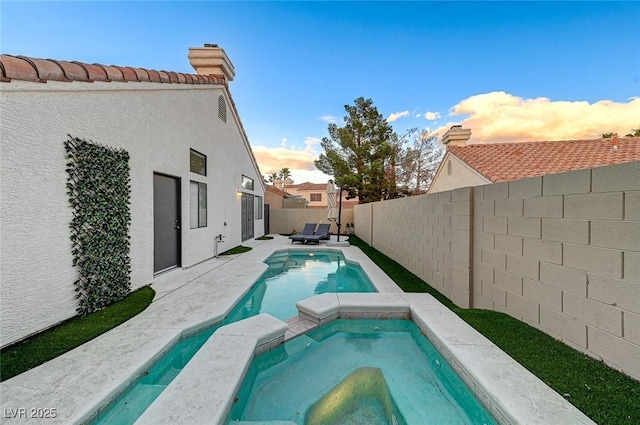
[428,153,490,193]
[1,80,264,347]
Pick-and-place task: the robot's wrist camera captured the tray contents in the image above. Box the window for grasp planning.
[310,193,322,202]
[255,195,263,219]
[218,95,227,123]
[190,149,206,176]
[447,160,452,175]
[190,181,207,228]
[241,175,254,191]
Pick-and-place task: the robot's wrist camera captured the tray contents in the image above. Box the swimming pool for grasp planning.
[228,319,498,425]
[90,250,376,424]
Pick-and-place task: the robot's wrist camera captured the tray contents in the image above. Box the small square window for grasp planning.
[241,175,254,191]
[190,181,207,228]
[190,149,206,176]
[310,193,322,202]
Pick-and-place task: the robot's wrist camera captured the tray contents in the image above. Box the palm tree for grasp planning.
[279,167,292,181]
[266,172,279,184]
[625,128,640,137]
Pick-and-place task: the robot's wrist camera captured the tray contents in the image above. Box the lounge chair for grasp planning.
[289,223,318,244]
[304,223,331,245]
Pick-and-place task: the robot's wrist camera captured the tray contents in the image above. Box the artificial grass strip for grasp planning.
[349,235,640,425]
[256,236,274,240]
[0,286,155,382]
[219,245,252,255]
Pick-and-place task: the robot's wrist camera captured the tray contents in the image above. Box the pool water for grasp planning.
[227,250,376,321]
[90,250,376,424]
[228,319,498,425]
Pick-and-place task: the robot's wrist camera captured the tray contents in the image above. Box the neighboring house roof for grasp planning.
[308,200,359,209]
[448,137,640,183]
[286,182,328,191]
[0,52,266,193]
[265,185,290,197]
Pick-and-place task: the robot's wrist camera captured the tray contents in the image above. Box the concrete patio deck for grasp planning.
[0,235,594,425]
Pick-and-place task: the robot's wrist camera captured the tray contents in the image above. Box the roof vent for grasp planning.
[612,133,619,152]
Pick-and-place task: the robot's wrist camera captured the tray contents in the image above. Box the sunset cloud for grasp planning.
[253,137,322,175]
[387,110,409,122]
[436,92,640,143]
[424,111,441,121]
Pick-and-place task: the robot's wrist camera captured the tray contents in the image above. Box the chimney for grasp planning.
[442,125,472,148]
[612,133,619,152]
[188,44,235,82]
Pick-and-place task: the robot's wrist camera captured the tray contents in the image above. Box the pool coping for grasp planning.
[0,236,394,424]
[0,236,595,425]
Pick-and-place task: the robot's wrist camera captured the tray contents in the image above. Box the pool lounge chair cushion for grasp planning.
[289,223,318,243]
[304,223,331,244]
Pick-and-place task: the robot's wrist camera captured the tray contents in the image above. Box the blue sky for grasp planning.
[2,1,639,183]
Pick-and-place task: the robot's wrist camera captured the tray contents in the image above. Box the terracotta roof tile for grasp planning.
[20,56,68,81]
[449,138,640,182]
[133,67,151,82]
[157,71,170,83]
[286,182,328,191]
[119,66,138,81]
[265,185,290,196]
[82,63,108,81]
[56,60,91,81]
[0,54,228,86]
[1,54,41,82]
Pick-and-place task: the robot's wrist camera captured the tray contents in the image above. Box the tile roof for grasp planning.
[286,182,328,191]
[265,185,290,197]
[0,54,226,85]
[449,137,640,183]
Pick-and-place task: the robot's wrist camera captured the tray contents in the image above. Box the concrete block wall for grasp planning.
[360,187,473,308]
[354,161,640,380]
[269,208,353,236]
[353,203,372,245]
[473,162,640,379]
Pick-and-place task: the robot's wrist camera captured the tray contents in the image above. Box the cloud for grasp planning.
[424,111,441,121]
[435,91,640,143]
[387,110,409,122]
[280,137,288,147]
[320,115,339,124]
[253,137,323,176]
[254,137,334,183]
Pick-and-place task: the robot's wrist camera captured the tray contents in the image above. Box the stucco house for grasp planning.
[286,182,359,209]
[264,184,289,209]
[0,44,265,348]
[429,125,640,193]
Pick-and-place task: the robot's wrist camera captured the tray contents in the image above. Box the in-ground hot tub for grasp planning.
[135,292,595,425]
[228,318,498,424]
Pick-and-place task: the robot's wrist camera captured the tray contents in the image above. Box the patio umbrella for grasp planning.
[327,179,338,221]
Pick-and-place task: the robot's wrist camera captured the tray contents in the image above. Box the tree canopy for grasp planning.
[395,129,443,195]
[602,128,640,138]
[315,97,395,203]
[264,168,294,185]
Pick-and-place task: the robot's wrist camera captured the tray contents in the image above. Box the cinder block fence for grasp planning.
[354,161,640,380]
